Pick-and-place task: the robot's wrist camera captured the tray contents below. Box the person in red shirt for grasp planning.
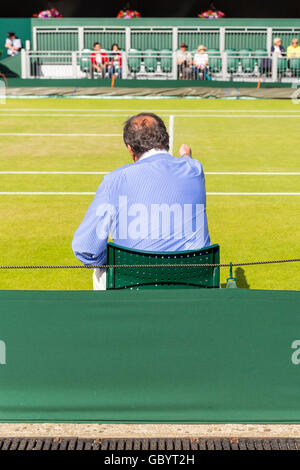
[91,42,109,78]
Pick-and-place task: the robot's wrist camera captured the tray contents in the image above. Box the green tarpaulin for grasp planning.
[5,84,298,99]
[0,289,299,423]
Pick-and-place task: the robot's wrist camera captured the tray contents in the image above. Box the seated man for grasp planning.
[5,32,22,57]
[72,113,211,289]
[176,43,192,79]
[90,42,109,78]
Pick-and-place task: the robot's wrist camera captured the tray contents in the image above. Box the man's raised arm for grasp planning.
[179,144,192,158]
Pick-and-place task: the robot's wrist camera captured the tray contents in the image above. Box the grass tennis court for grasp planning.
[0,98,299,290]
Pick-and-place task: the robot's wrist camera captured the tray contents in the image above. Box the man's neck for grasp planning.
[138,148,169,161]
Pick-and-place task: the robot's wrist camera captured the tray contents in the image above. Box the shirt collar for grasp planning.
[139,148,169,161]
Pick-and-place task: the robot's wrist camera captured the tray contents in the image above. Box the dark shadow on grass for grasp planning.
[221,267,250,289]
[235,267,250,288]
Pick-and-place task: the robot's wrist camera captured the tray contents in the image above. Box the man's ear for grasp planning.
[127,145,138,162]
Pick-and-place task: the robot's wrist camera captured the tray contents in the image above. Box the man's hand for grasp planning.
[179,144,192,158]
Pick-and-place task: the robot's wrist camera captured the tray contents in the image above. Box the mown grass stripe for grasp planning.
[1,108,300,113]
[0,172,299,176]
[0,114,300,118]
[0,133,122,137]
[1,192,300,196]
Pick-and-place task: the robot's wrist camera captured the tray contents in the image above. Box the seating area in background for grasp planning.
[190,47,300,80]
[127,48,174,78]
[78,48,173,79]
[77,47,300,81]
[22,21,300,82]
[27,47,300,81]
[218,48,300,78]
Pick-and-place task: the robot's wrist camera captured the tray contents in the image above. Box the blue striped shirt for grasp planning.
[72,151,210,265]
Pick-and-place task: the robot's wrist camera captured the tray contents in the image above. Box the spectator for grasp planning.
[287,38,300,58]
[91,42,109,78]
[176,43,192,79]
[260,37,286,76]
[72,113,210,290]
[5,32,22,57]
[271,37,285,56]
[193,45,209,80]
[109,43,122,78]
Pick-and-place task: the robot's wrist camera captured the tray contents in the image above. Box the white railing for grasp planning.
[21,49,300,83]
[21,50,177,80]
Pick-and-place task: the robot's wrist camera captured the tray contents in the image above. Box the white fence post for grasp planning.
[221,51,227,80]
[32,27,37,51]
[78,27,84,51]
[172,51,177,80]
[122,51,128,79]
[21,49,28,79]
[172,27,178,52]
[267,27,272,54]
[25,40,30,51]
[72,52,77,78]
[125,27,131,52]
[219,27,225,53]
[272,53,278,82]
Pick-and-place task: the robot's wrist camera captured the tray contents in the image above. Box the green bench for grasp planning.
[106,242,220,290]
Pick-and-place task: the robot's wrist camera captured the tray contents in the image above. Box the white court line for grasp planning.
[0,114,130,117]
[208,192,300,195]
[1,192,300,196]
[206,172,300,175]
[1,108,300,113]
[169,115,174,155]
[0,192,96,195]
[166,115,300,118]
[0,133,122,137]
[0,171,299,175]
[0,113,300,118]
[0,171,109,175]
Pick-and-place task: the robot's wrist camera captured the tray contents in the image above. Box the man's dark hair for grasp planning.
[93,42,100,47]
[8,32,15,38]
[123,113,169,158]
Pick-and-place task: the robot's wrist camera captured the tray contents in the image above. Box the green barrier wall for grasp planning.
[0,289,300,423]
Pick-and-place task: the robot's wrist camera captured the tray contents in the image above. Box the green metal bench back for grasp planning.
[144,49,158,72]
[207,50,222,72]
[277,57,287,73]
[160,49,172,73]
[224,49,236,56]
[254,49,268,67]
[254,49,267,56]
[290,57,300,73]
[227,57,238,73]
[128,49,142,73]
[224,49,238,73]
[239,50,255,73]
[106,243,220,290]
[239,49,251,56]
[80,49,91,72]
